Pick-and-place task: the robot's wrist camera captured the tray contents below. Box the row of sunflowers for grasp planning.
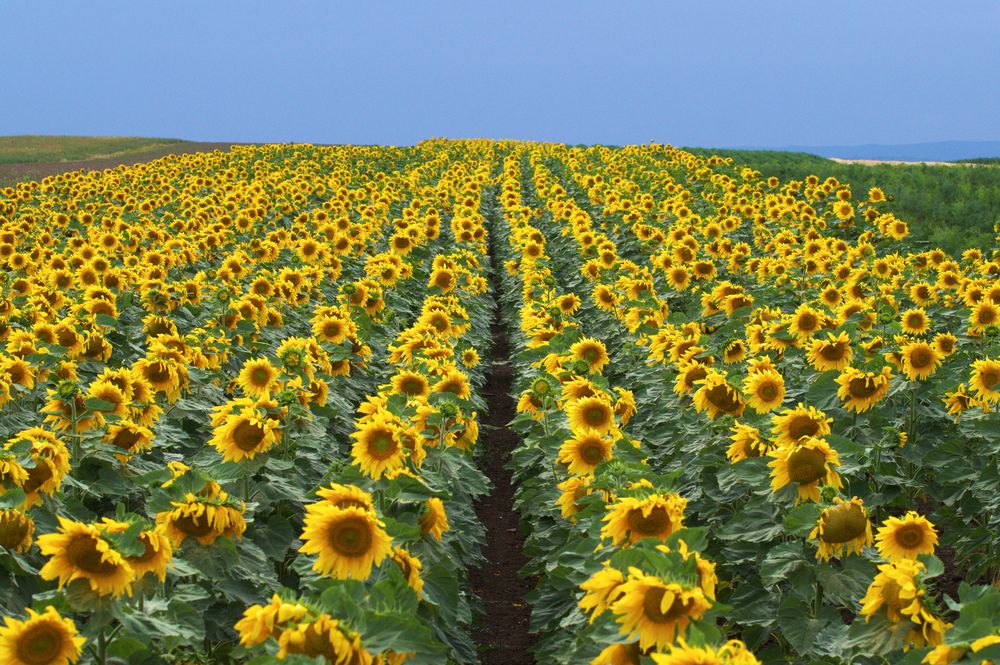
[495,143,1000,664]
[0,142,507,664]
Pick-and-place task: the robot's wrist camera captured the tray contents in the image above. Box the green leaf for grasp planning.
[760,541,809,588]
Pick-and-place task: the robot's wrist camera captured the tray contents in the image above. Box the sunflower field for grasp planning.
[0,141,999,665]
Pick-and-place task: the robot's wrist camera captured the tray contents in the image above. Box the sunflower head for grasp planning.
[876,512,938,561]
[601,494,687,546]
[0,606,86,665]
[299,503,392,580]
[768,436,842,504]
[809,496,873,561]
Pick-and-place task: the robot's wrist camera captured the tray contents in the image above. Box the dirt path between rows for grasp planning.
[469,240,535,664]
[0,142,233,186]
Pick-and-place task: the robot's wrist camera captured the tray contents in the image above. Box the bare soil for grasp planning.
[469,244,535,664]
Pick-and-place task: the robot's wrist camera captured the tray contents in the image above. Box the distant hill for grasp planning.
[732,140,1000,163]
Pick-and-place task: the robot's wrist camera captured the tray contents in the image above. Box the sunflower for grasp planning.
[432,369,471,400]
[461,348,480,368]
[742,370,785,413]
[210,409,280,463]
[787,304,825,341]
[610,569,712,651]
[558,430,614,476]
[768,436,842,503]
[312,313,355,345]
[390,370,430,398]
[134,357,185,403]
[156,491,247,546]
[673,362,708,397]
[126,528,173,582]
[4,428,71,507]
[235,594,309,647]
[651,640,762,665]
[0,606,86,665]
[570,337,610,373]
[969,300,999,333]
[601,494,687,546]
[835,366,893,413]
[276,614,371,663]
[390,546,424,596]
[900,341,942,381]
[932,332,958,357]
[809,497,873,561]
[312,483,375,513]
[0,509,34,552]
[103,419,154,461]
[419,497,449,540]
[806,332,853,372]
[692,372,746,419]
[727,422,771,463]
[579,566,626,621]
[592,642,641,665]
[299,504,392,580]
[567,396,616,435]
[876,512,938,560]
[970,358,1000,404]
[860,559,948,648]
[556,475,593,519]
[236,358,279,398]
[769,404,832,447]
[613,388,637,425]
[37,517,135,597]
[351,417,406,480]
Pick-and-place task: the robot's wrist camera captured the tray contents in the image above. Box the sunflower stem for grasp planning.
[814,581,823,616]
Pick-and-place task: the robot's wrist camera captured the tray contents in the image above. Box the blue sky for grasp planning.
[2,1,999,147]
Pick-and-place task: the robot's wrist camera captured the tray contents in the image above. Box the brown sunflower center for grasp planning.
[821,504,868,543]
[758,383,779,401]
[128,534,159,565]
[848,376,880,399]
[894,523,926,549]
[642,586,693,624]
[627,506,672,536]
[579,441,606,465]
[788,416,821,441]
[329,517,372,557]
[367,431,398,460]
[66,533,120,576]
[683,366,707,390]
[232,419,267,452]
[172,510,215,538]
[787,446,827,484]
[111,428,143,451]
[982,370,1000,389]
[583,404,611,428]
[820,343,847,361]
[797,313,818,332]
[706,384,741,413]
[250,367,272,386]
[909,348,934,370]
[22,461,54,495]
[0,512,32,549]
[400,377,425,396]
[905,314,924,329]
[16,623,65,665]
[144,362,171,385]
[322,321,343,339]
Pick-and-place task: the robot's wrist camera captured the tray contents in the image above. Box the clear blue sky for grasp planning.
[3,1,999,147]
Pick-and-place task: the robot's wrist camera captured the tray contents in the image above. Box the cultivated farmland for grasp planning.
[0,141,998,665]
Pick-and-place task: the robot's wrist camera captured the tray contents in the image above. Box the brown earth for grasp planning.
[0,142,233,186]
[469,246,535,664]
